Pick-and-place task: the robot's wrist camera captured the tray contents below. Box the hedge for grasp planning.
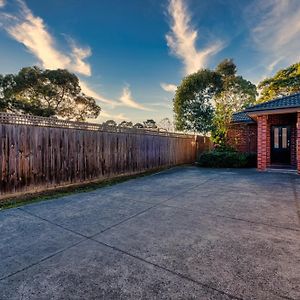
[197,150,257,168]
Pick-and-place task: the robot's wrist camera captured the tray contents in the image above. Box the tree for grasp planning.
[0,66,101,121]
[173,69,222,133]
[133,122,144,129]
[143,119,157,129]
[173,59,257,142]
[119,121,133,128]
[158,117,174,132]
[212,60,257,145]
[0,72,55,117]
[103,119,117,127]
[216,58,236,77]
[258,62,300,102]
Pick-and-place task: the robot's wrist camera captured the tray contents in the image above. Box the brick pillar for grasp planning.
[257,115,268,171]
[297,112,300,174]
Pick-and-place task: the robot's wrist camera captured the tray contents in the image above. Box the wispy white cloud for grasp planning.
[82,82,151,111]
[160,82,177,93]
[2,0,91,76]
[0,0,152,114]
[69,41,92,76]
[79,80,119,106]
[99,111,129,121]
[1,0,117,106]
[149,102,172,109]
[0,0,6,8]
[166,0,224,75]
[119,86,152,111]
[246,0,300,75]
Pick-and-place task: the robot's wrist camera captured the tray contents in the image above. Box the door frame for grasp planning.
[270,125,291,165]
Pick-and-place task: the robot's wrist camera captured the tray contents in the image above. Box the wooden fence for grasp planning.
[0,113,210,199]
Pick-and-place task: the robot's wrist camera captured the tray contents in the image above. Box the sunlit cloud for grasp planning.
[99,111,129,121]
[2,0,91,76]
[160,82,177,93]
[246,0,300,75]
[0,0,6,8]
[119,86,152,111]
[79,80,119,106]
[149,102,172,109]
[0,0,152,115]
[166,0,224,75]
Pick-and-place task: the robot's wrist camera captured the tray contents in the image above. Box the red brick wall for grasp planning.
[257,115,268,170]
[297,112,300,173]
[227,123,257,153]
[230,113,297,171]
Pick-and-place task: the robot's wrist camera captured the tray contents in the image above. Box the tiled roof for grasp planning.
[232,93,300,123]
[232,111,254,123]
[245,92,300,112]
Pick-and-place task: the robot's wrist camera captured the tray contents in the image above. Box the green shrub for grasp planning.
[197,150,257,168]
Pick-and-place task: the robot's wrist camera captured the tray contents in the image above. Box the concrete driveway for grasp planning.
[1,167,300,300]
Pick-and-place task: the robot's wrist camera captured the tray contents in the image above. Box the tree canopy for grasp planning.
[143,119,157,129]
[158,117,174,132]
[119,121,133,128]
[173,59,257,138]
[102,119,117,127]
[258,62,300,102]
[212,60,257,145]
[174,69,221,133]
[133,122,144,129]
[0,66,101,121]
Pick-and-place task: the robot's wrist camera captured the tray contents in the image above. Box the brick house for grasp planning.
[228,93,300,173]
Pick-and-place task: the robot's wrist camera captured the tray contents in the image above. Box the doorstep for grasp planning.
[266,168,298,175]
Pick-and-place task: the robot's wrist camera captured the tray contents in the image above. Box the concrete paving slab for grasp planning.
[0,239,233,300]
[22,195,153,237]
[95,205,300,300]
[99,169,217,204]
[164,187,300,230]
[0,209,81,280]
[1,166,299,299]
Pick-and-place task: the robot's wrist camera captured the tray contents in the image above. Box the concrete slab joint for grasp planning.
[1,166,300,299]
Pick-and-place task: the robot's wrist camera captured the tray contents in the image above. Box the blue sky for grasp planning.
[0,0,300,123]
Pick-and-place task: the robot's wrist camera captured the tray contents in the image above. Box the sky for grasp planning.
[0,0,300,124]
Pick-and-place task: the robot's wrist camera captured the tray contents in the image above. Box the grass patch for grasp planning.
[0,166,175,211]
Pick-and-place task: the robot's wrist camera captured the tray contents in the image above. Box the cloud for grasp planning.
[166,0,224,75]
[0,0,152,114]
[119,86,152,111]
[0,1,166,122]
[149,102,172,109]
[160,82,177,93]
[1,1,120,108]
[82,81,151,111]
[2,0,91,76]
[99,111,129,121]
[0,0,5,8]
[246,0,300,74]
[79,80,119,106]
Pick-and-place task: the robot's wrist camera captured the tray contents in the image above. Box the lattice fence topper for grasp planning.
[0,113,194,139]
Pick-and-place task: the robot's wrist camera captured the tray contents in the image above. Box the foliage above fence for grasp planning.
[0,113,194,139]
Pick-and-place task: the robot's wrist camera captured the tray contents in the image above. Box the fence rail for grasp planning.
[0,113,194,138]
[0,113,211,200]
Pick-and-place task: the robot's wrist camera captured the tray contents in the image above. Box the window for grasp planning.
[282,127,287,148]
[274,127,279,148]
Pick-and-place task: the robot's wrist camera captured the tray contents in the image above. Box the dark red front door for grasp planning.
[271,126,291,164]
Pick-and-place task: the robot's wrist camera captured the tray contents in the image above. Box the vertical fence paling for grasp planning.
[0,113,211,198]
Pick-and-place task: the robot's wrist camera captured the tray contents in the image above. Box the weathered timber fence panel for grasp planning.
[0,113,211,199]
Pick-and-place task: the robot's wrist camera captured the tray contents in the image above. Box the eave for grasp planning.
[247,107,300,120]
